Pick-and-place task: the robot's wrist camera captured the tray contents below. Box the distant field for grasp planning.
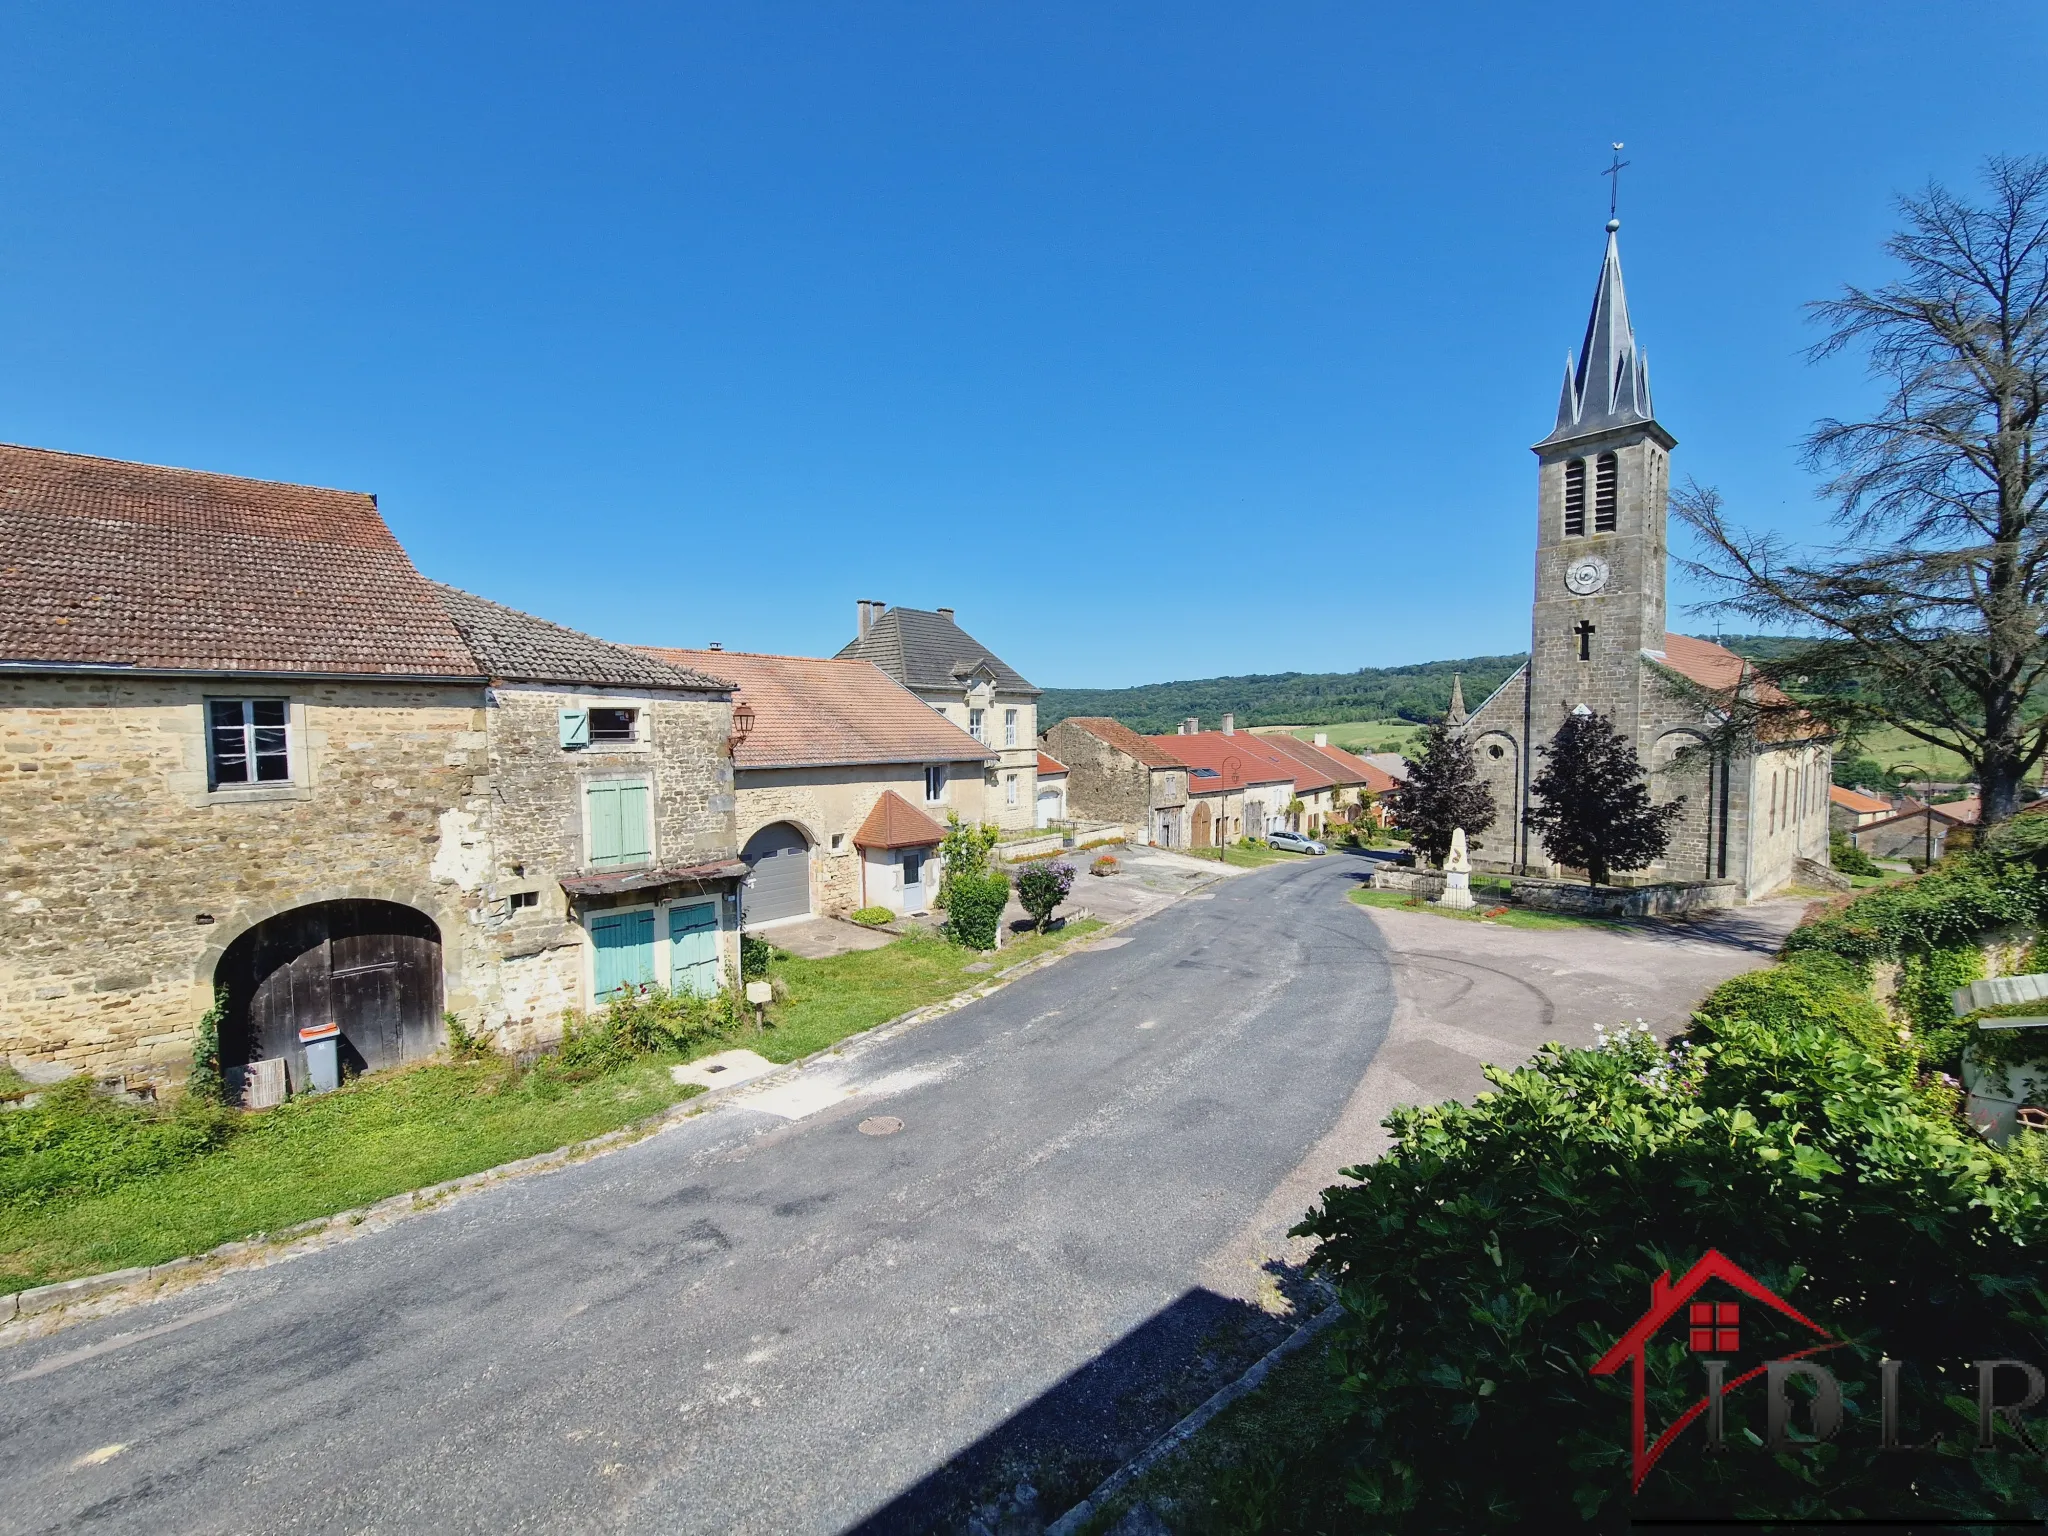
[1252,719,1424,756]
[1840,724,1976,784]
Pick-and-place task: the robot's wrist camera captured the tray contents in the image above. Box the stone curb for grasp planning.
[1045,1304,1345,1536]
[0,900,1170,1344]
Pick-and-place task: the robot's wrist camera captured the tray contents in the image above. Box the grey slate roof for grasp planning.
[834,606,1040,696]
[1539,221,1661,448]
[433,584,731,691]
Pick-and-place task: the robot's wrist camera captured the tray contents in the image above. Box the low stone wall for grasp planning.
[1367,866,1738,917]
[1001,822,1128,863]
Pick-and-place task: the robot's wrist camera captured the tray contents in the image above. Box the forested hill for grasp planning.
[1038,635,1807,733]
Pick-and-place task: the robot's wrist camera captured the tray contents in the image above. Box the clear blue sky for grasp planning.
[1,5,2040,687]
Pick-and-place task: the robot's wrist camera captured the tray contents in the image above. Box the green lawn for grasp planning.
[1840,723,1976,784]
[1177,843,1310,869]
[0,917,1106,1296]
[1347,885,1628,932]
[0,1058,700,1294]
[755,918,1102,1062]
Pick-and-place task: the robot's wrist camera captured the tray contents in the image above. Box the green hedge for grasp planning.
[1690,952,1895,1058]
[1296,1019,2048,1529]
[943,870,1010,951]
[1783,859,2048,965]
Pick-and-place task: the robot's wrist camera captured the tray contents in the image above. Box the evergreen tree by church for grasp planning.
[1386,722,1496,868]
[1524,708,1684,885]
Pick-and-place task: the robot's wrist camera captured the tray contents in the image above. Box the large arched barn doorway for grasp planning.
[741,822,812,925]
[216,900,443,1087]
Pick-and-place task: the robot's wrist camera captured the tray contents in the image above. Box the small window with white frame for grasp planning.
[1004,708,1018,747]
[207,698,291,787]
[1006,773,1018,806]
[969,707,985,742]
[925,764,947,803]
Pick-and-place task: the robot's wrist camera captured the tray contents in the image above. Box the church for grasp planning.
[1456,218,1831,901]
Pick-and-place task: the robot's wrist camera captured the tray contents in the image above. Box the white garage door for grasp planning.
[741,823,812,925]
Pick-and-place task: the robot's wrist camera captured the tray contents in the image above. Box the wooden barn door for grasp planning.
[221,900,443,1090]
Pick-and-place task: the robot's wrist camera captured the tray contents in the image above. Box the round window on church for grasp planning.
[1488,744,1504,759]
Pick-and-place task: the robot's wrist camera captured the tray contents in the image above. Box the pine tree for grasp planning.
[1525,709,1684,885]
[1385,722,1496,868]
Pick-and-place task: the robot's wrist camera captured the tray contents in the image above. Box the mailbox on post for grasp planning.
[298,1022,341,1094]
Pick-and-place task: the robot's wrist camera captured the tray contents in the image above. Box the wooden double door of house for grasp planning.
[216,900,444,1087]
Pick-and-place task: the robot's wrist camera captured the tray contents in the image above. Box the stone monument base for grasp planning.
[1434,870,1476,910]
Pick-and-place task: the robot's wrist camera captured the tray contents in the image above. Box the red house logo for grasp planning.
[1590,1249,1846,1490]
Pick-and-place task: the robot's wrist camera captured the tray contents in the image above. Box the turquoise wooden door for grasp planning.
[669,902,720,997]
[591,909,655,999]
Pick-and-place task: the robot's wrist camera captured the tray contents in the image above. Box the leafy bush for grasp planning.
[1690,953,1895,1058]
[938,813,1000,910]
[850,905,894,927]
[1783,859,2048,965]
[1015,861,1075,928]
[0,1078,241,1213]
[187,987,227,1105]
[943,870,1010,951]
[552,984,745,1080]
[1830,831,1881,878]
[1294,1019,2048,1530]
[444,1011,498,1062]
[741,933,771,981]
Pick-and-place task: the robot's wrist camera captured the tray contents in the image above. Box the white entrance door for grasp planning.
[901,851,927,913]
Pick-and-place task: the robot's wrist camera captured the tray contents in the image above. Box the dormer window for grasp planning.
[1563,459,1586,537]
[589,707,639,743]
[1594,453,1618,532]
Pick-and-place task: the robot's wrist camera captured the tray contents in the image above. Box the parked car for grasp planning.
[1267,829,1327,855]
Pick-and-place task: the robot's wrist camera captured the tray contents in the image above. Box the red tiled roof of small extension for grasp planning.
[642,649,993,770]
[0,442,481,676]
[1654,632,1828,742]
[1036,751,1068,777]
[854,790,949,850]
[1058,716,1188,770]
[1829,785,1891,816]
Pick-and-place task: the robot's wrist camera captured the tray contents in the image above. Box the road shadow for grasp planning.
[846,1274,1325,1535]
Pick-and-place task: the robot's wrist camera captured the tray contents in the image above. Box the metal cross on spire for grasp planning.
[1603,142,1629,222]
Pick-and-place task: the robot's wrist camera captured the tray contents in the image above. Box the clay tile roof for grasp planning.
[1294,738,1403,794]
[836,606,1039,695]
[1036,751,1068,777]
[0,442,480,676]
[1249,732,1345,792]
[1145,731,1295,789]
[434,586,724,690]
[1655,632,1826,742]
[642,649,993,769]
[1830,785,1890,815]
[854,789,948,850]
[1062,716,1189,770]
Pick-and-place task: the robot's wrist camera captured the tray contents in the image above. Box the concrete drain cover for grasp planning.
[858,1116,904,1137]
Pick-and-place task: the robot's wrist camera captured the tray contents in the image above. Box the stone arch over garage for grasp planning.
[213,898,446,1088]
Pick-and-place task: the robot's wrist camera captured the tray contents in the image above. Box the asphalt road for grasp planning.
[3,855,1403,1535]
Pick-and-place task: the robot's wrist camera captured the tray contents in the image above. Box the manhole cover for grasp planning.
[857,1116,904,1137]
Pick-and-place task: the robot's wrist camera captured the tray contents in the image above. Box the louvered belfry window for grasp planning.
[1594,453,1619,532]
[1563,459,1587,537]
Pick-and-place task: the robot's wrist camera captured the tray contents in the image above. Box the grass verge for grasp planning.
[1179,845,1309,870]
[1078,1324,1355,1535]
[1347,885,1629,932]
[0,1058,700,1294]
[752,918,1103,1062]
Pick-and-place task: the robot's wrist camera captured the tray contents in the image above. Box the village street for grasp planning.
[0,858,1803,1536]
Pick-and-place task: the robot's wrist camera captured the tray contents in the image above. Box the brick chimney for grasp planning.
[936,607,955,621]
[1181,717,1198,735]
[857,599,886,639]
[1314,732,1328,747]
[1222,713,1235,735]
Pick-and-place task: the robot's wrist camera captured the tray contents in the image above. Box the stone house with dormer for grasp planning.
[0,442,744,1093]
[838,602,1042,831]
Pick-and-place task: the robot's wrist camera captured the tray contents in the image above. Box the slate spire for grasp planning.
[1540,219,1656,447]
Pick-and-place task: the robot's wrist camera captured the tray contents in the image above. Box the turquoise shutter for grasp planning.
[669,902,719,997]
[560,709,589,748]
[590,909,656,998]
[588,780,651,868]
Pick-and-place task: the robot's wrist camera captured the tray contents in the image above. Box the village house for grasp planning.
[0,443,744,1093]
[638,647,992,924]
[1034,752,1069,826]
[1828,784,1893,836]
[1041,716,1191,847]
[1148,719,1295,847]
[837,602,1042,831]
[1852,796,1978,865]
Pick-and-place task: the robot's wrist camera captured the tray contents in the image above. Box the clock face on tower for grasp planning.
[1564,555,1611,596]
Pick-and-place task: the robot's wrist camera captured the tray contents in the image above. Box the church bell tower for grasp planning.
[1528,217,1676,753]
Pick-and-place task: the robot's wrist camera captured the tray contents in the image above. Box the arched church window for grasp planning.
[1594,454,1619,532]
[1563,460,1587,537]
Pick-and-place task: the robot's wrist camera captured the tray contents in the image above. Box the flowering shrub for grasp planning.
[1090,854,1118,876]
[1016,860,1076,929]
